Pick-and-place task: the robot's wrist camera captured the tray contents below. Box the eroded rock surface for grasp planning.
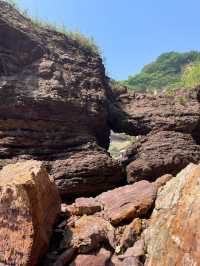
[110,89,200,182]
[0,160,60,266]
[125,131,200,182]
[96,180,156,225]
[144,163,200,266]
[0,1,123,197]
[42,178,164,265]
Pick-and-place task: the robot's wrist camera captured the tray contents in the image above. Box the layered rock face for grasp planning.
[110,89,200,182]
[144,163,200,266]
[0,1,123,197]
[0,160,60,266]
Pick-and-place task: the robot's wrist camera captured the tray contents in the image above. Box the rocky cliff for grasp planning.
[0,1,123,197]
[110,89,200,182]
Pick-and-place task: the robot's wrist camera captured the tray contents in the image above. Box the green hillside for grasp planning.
[121,51,200,92]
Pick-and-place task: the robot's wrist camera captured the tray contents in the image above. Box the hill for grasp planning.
[120,51,200,92]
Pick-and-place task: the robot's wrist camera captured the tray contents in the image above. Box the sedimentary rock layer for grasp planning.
[0,1,123,197]
[111,89,200,181]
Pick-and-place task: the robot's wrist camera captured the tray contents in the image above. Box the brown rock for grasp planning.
[0,160,60,266]
[111,89,200,136]
[65,197,101,216]
[119,240,145,259]
[123,257,142,266]
[126,131,200,183]
[145,163,200,265]
[0,1,123,198]
[109,89,200,184]
[73,197,101,215]
[109,255,122,266]
[154,173,173,191]
[70,248,111,266]
[110,255,142,266]
[54,248,76,266]
[120,218,142,250]
[70,216,115,253]
[97,181,156,225]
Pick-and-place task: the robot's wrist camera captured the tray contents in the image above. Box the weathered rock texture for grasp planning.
[42,178,164,265]
[144,163,200,266]
[110,89,200,182]
[0,1,123,197]
[0,160,60,266]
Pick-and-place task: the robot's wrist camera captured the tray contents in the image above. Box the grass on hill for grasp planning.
[120,51,200,92]
[4,0,101,55]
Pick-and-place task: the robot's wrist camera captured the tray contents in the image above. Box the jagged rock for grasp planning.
[154,173,173,190]
[70,197,102,216]
[97,180,156,225]
[0,160,60,266]
[111,90,200,136]
[69,248,111,266]
[52,149,123,197]
[119,218,142,250]
[0,1,123,197]
[125,131,200,183]
[69,216,115,253]
[119,240,145,259]
[110,89,200,182]
[63,181,157,227]
[144,163,200,266]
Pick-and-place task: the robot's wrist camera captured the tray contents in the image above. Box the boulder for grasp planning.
[0,160,60,266]
[97,180,156,225]
[144,163,200,265]
[119,240,145,259]
[69,216,115,253]
[70,248,111,266]
[109,89,200,183]
[125,131,200,183]
[119,218,142,250]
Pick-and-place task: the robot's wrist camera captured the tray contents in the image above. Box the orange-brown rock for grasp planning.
[144,163,200,266]
[120,218,142,250]
[0,160,60,266]
[69,216,115,253]
[97,180,156,225]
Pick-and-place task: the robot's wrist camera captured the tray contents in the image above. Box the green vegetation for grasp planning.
[182,62,200,89]
[4,0,100,55]
[109,132,135,158]
[121,51,200,92]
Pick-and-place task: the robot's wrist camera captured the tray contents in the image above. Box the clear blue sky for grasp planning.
[17,0,200,80]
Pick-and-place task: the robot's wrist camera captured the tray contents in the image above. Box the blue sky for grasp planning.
[17,0,200,80]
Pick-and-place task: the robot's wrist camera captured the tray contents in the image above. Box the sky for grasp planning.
[17,0,200,80]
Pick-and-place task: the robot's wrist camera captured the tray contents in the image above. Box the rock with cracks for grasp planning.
[0,1,123,198]
[0,160,60,266]
[144,163,200,266]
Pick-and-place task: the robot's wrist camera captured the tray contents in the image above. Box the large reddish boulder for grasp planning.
[144,163,200,265]
[0,160,60,266]
[97,180,157,225]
